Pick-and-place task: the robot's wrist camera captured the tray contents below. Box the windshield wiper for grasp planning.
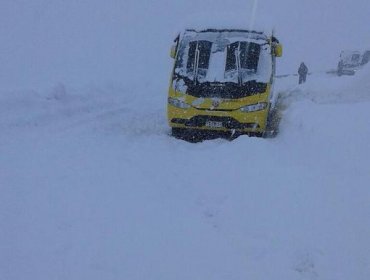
[193,44,200,85]
[235,42,242,85]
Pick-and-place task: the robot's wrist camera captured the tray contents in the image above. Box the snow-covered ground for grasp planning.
[1,1,370,279]
[1,67,370,280]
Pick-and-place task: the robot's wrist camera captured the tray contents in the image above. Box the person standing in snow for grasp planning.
[298,62,308,84]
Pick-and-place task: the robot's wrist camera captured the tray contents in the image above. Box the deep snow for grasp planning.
[1,1,370,280]
[1,68,370,279]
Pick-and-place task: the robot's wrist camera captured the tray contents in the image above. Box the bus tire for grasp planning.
[171,127,187,139]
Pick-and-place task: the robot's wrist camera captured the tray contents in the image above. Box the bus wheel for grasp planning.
[171,128,187,139]
[171,128,203,142]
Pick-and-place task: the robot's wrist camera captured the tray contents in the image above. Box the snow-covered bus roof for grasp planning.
[181,29,271,45]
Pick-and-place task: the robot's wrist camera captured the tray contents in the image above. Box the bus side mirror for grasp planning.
[170,44,177,59]
[274,44,283,57]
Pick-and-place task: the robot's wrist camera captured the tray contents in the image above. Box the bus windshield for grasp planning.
[174,30,272,85]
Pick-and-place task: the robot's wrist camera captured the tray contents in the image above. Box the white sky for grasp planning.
[0,0,369,88]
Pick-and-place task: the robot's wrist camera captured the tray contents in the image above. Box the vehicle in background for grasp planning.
[337,50,370,76]
[167,29,282,141]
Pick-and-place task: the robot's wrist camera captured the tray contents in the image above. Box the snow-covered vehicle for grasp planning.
[337,50,362,76]
[167,29,283,140]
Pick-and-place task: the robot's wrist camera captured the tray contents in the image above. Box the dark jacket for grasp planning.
[298,63,308,76]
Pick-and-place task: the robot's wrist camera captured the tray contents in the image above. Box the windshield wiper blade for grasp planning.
[193,45,200,85]
[235,42,242,85]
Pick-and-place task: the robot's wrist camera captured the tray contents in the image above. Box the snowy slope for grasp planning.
[1,68,370,280]
[1,1,370,280]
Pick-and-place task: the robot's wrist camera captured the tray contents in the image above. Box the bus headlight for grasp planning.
[168,97,191,109]
[240,102,268,112]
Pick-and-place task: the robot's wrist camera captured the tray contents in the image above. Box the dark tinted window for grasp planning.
[225,42,238,71]
[225,42,261,72]
[186,41,212,72]
[361,51,370,65]
[240,42,260,70]
[352,54,360,62]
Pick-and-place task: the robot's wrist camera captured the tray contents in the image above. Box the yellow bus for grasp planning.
[168,29,282,140]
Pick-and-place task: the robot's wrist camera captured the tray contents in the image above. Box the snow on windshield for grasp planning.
[174,30,272,84]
